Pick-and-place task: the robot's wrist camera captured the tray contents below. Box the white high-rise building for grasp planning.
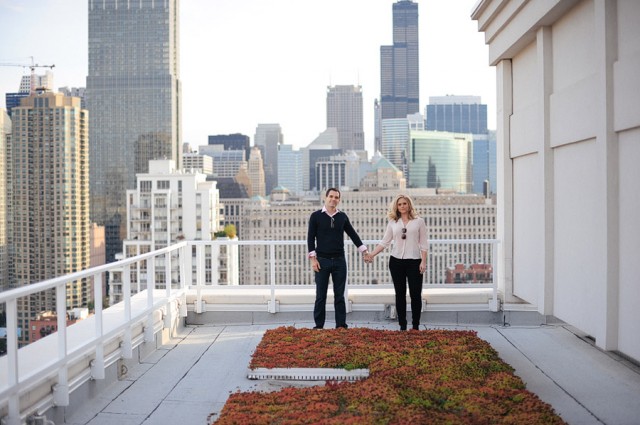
[108,160,235,303]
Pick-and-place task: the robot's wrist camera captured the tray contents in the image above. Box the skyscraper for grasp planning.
[426,95,488,135]
[87,0,181,263]
[277,144,303,195]
[9,91,90,343]
[407,130,473,193]
[425,95,494,194]
[326,85,365,151]
[0,109,9,292]
[378,0,419,152]
[254,124,283,195]
[247,147,266,197]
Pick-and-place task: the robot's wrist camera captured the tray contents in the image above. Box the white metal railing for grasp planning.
[0,242,189,425]
[0,238,498,424]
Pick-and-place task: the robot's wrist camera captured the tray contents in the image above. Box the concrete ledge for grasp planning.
[186,286,499,311]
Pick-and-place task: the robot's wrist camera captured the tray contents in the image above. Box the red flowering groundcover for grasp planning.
[212,327,566,424]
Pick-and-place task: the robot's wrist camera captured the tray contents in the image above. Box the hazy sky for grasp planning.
[0,0,495,153]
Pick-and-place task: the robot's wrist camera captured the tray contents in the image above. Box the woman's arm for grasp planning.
[369,221,394,258]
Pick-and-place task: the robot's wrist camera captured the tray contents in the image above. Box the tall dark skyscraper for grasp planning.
[378,0,419,153]
[87,0,181,262]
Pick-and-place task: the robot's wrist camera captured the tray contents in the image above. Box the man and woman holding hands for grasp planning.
[307,188,428,331]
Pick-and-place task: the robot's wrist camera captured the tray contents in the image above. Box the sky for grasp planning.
[0,0,495,154]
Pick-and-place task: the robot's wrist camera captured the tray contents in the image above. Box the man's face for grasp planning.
[325,190,341,209]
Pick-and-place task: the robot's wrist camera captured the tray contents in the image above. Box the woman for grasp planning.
[367,194,428,330]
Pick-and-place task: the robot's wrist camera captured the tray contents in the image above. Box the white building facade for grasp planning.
[109,160,237,303]
[473,0,640,363]
[226,189,495,287]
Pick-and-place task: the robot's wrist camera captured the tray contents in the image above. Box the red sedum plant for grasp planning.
[212,327,566,424]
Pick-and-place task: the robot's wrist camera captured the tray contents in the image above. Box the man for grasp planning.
[307,188,369,329]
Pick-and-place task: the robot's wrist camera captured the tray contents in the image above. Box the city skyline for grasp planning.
[0,0,495,153]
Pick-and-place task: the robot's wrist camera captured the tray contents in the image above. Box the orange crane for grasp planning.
[0,57,55,94]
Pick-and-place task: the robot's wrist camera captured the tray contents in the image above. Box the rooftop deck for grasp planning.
[58,314,640,425]
[3,240,639,424]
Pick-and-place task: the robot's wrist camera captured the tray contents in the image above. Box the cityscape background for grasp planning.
[0,0,499,347]
[0,0,496,151]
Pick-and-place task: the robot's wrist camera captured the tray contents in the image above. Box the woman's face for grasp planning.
[397,198,409,213]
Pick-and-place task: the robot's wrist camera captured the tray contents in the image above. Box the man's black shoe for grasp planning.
[313,326,323,329]
[336,324,348,329]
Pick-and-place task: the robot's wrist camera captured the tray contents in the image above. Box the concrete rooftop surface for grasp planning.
[61,319,640,425]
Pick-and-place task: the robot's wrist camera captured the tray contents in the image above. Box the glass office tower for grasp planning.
[87,0,181,262]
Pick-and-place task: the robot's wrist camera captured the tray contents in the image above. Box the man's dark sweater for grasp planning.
[307,210,364,258]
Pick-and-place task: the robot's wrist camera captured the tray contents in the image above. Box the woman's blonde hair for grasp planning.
[387,194,418,221]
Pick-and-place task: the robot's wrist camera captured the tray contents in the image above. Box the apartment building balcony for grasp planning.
[1,240,639,425]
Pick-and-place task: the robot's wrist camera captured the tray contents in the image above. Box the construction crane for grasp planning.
[0,57,55,94]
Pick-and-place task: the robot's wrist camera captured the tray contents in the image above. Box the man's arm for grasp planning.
[343,214,368,254]
[307,212,321,271]
[307,211,318,255]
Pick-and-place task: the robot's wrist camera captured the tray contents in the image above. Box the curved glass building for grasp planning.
[407,130,472,193]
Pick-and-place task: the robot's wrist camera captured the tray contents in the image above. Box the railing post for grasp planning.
[268,242,277,313]
[121,263,133,359]
[195,243,204,313]
[489,241,500,312]
[53,284,69,406]
[179,244,188,317]
[145,256,156,342]
[92,272,106,378]
[6,299,20,425]
[165,251,172,298]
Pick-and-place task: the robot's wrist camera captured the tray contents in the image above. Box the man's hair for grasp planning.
[325,187,341,198]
